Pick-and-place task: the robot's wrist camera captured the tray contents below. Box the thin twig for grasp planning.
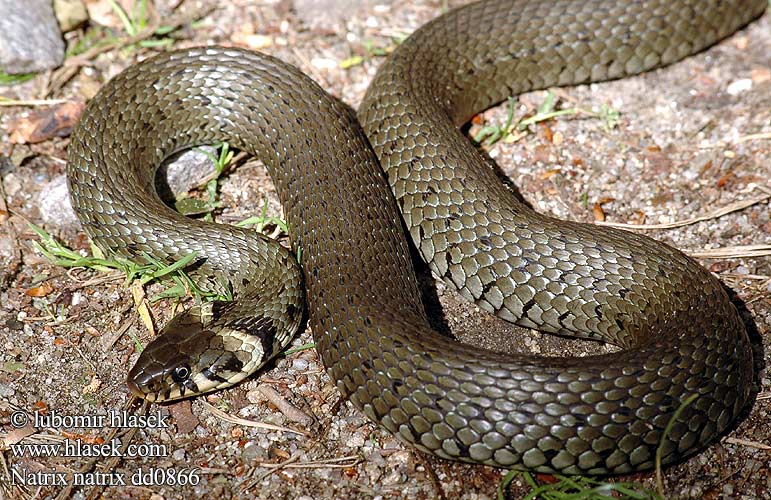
[0,98,68,107]
[201,401,310,436]
[687,244,771,259]
[596,190,770,230]
[47,6,213,95]
[251,455,362,469]
[723,437,771,451]
[734,131,771,143]
[256,384,314,427]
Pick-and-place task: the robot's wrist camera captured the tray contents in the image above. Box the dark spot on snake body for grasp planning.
[240,316,278,345]
[615,319,625,332]
[557,310,572,327]
[443,252,453,278]
[199,96,211,106]
[202,367,228,383]
[212,301,229,319]
[480,237,493,249]
[543,448,560,462]
[183,377,200,394]
[220,354,245,374]
[241,277,250,287]
[594,305,604,320]
[619,288,630,299]
[286,304,297,318]
[419,225,425,240]
[481,281,495,295]
[453,437,471,458]
[522,298,537,317]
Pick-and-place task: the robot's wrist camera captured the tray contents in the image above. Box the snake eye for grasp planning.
[171,364,191,384]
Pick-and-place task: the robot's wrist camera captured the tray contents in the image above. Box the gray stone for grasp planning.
[0,0,65,74]
[38,174,78,227]
[157,146,218,202]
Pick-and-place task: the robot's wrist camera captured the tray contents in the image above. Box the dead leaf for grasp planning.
[131,280,155,335]
[533,144,551,163]
[717,172,734,188]
[61,431,104,444]
[592,202,606,222]
[539,122,553,143]
[8,101,84,144]
[25,283,54,297]
[169,400,198,434]
[1,426,36,450]
[540,168,561,180]
[270,446,291,460]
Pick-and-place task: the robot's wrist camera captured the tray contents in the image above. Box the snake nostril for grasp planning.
[126,376,144,398]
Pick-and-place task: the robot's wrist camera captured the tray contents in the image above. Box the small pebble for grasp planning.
[382,470,404,485]
[311,57,337,71]
[346,433,366,448]
[726,78,752,95]
[0,383,15,397]
[291,358,309,371]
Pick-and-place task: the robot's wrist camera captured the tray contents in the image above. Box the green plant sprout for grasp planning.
[473,92,621,147]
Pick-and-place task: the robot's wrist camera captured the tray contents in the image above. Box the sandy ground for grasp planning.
[1,0,770,499]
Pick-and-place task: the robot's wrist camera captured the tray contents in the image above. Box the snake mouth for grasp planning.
[126,376,152,401]
[126,365,164,402]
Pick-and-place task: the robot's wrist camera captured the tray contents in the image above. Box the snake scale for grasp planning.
[66,0,765,474]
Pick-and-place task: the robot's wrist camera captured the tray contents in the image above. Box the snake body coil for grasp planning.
[67,0,764,473]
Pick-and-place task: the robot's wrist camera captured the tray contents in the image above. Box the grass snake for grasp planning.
[66,0,765,474]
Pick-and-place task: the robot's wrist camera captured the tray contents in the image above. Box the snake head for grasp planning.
[127,303,265,402]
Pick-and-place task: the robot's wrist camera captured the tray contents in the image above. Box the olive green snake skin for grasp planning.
[66,0,765,474]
